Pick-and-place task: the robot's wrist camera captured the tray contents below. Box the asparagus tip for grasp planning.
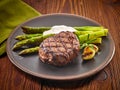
[18,51,24,55]
[12,46,16,50]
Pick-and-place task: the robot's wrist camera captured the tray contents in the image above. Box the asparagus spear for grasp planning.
[78,29,108,44]
[15,30,101,41]
[15,34,42,40]
[13,34,54,50]
[19,46,39,55]
[74,26,104,31]
[18,38,102,55]
[22,26,104,34]
[15,30,92,41]
[22,26,51,34]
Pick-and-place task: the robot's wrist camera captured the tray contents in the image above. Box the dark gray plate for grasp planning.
[7,14,115,80]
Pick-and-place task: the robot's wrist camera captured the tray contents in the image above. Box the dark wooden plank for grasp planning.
[0,56,42,90]
[0,0,120,90]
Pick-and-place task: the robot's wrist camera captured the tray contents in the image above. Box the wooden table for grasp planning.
[0,0,120,90]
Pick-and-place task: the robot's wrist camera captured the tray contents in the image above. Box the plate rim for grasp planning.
[6,13,115,80]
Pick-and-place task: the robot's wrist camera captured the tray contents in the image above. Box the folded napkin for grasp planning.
[0,0,40,56]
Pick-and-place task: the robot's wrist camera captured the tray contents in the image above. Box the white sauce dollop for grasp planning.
[43,25,76,35]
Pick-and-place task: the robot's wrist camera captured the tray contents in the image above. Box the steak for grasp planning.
[39,31,80,66]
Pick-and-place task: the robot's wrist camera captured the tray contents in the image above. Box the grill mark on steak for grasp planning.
[63,32,79,60]
[39,31,80,66]
[56,32,70,61]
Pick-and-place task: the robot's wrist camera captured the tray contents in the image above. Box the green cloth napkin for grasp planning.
[0,0,40,56]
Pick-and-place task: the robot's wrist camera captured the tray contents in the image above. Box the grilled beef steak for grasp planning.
[39,31,80,66]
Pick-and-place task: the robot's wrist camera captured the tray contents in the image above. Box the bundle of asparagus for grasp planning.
[13,26,108,57]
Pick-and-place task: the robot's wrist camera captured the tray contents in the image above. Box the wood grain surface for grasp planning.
[0,0,120,90]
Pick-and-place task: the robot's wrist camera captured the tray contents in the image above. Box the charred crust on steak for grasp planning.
[39,31,80,66]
